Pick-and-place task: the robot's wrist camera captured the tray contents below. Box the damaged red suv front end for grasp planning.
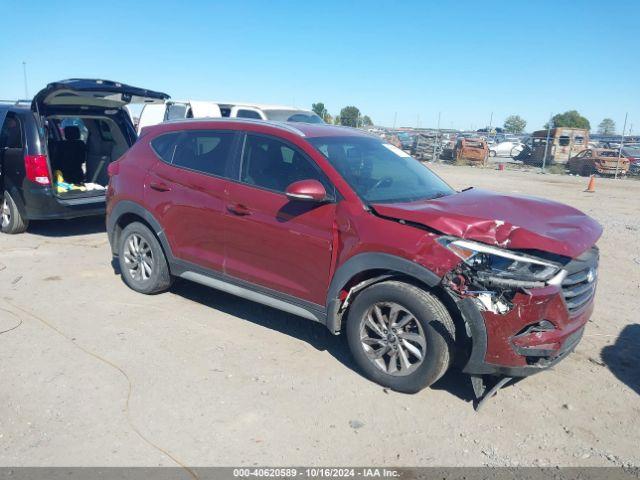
[372,187,602,380]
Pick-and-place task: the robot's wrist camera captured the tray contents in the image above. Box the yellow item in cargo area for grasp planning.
[54,170,86,193]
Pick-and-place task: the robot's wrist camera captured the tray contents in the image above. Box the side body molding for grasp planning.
[325,252,442,334]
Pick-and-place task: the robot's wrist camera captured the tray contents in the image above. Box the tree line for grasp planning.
[312,102,372,128]
[313,103,618,135]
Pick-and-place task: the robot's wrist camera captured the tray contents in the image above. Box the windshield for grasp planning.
[263,109,324,123]
[599,150,618,157]
[309,136,454,204]
[622,147,640,157]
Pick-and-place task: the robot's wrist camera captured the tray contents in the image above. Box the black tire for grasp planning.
[1,191,29,234]
[489,150,497,157]
[346,280,456,393]
[118,221,173,294]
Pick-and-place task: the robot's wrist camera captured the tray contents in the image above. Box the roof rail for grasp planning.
[162,117,308,136]
[0,99,31,106]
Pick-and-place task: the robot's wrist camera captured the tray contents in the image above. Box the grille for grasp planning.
[561,247,599,313]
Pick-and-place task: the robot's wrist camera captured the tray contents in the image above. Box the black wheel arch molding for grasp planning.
[325,252,442,334]
[107,200,174,258]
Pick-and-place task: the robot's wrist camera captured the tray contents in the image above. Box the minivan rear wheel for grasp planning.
[118,222,173,294]
[1,191,28,234]
[346,281,455,393]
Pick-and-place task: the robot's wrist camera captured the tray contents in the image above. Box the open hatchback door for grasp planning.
[31,79,169,204]
[32,78,169,113]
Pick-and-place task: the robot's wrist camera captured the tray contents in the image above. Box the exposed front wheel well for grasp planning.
[334,269,458,328]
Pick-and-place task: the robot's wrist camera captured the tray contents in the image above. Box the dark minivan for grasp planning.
[0,79,168,234]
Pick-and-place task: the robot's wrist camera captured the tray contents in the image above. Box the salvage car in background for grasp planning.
[621,145,640,175]
[106,119,602,404]
[489,139,524,158]
[567,148,629,176]
[454,137,488,164]
[0,79,168,234]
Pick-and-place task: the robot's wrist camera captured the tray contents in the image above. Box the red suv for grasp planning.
[106,119,601,399]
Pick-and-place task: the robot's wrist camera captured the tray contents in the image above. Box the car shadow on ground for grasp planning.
[601,323,640,396]
[108,262,478,403]
[27,216,106,237]
[167,278,476,403]
[169,278,358,372]
[431,368,475,403]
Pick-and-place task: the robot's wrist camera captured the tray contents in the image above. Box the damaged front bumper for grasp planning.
[458,290,591,377]
[451,247,599,378]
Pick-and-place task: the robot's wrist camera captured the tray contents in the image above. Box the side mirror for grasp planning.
[285,179,328,203]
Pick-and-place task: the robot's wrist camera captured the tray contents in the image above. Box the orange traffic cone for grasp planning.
[585,175,596,193]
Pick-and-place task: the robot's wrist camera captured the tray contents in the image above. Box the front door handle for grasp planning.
[227,203,251,216]
[149,181,171,192]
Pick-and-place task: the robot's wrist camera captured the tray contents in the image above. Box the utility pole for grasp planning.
[433,111,441,162]
[615,112,628,179]
[541,113,553,174]
[22,61,29,98]
[488,112,493,135]
[393,112,397,129]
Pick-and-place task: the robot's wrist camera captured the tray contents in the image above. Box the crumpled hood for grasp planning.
[372,188,602,258]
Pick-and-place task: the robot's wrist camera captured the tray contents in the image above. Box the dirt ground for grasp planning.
[1,165,639,469]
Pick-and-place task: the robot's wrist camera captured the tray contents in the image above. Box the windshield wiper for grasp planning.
[427,191,451,200]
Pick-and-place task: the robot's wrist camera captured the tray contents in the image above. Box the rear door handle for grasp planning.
[227,203,251,216]
[149,181,171,192]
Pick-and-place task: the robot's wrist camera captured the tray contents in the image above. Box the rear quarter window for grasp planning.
[236,109,262,119]
[150,132,180,162]
[0,113,24,149]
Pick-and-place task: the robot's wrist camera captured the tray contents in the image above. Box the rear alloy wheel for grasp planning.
[124,234,154,282]
[1,192,28,234]
[346,281,456,393]
[118,222,172,294]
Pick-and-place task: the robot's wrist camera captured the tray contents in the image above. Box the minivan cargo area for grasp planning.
[0,79,168,234]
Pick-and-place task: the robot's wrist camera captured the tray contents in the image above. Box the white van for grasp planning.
[136,100,222,134]
[136,101,323,133]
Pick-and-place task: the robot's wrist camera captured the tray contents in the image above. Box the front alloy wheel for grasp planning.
[346,281,456,393]
[360,302,427,376]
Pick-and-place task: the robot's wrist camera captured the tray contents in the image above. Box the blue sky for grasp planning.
[1,0,638,133]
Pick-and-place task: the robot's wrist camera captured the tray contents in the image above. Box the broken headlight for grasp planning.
[439,237,560,283]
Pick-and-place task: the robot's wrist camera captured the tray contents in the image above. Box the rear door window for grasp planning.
[166,104,188,120]
[0,114,23,149]
[169,131,236,178]
[236,109,262,119]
